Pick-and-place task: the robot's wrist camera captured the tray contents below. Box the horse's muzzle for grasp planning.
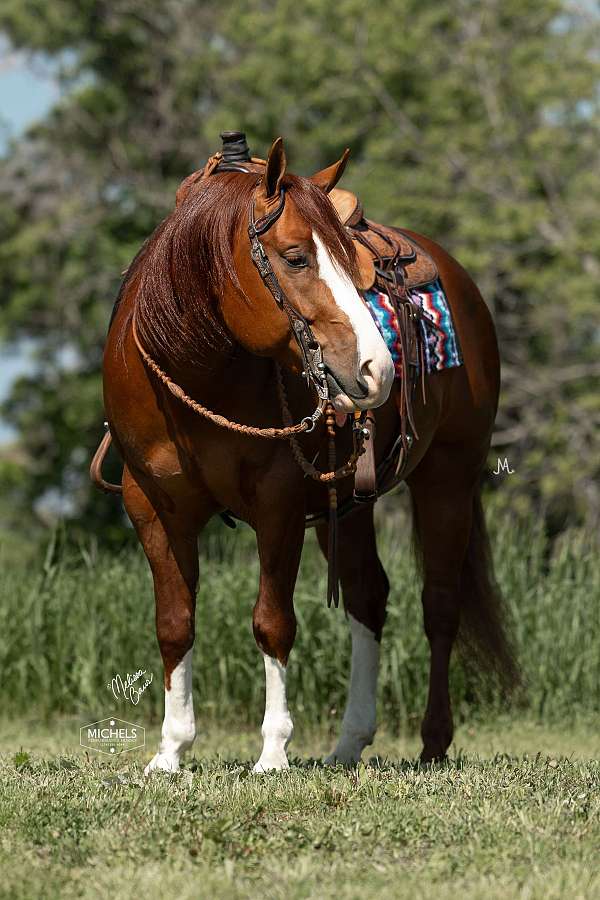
[325,367,369,403]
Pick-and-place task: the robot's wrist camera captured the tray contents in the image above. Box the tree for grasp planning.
[1,0,599,539]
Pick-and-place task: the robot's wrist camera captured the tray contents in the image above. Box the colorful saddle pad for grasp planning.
[362,279,462,378]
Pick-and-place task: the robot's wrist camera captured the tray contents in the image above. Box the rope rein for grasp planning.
[131,313,366,486]
[131,314,326,439]
[276,365,365,484]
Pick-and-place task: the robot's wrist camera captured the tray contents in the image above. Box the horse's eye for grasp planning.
[284,255,307,269]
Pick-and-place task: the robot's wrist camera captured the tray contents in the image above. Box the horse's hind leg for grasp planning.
[316,506,389,765]
[122,468,206,774]
[408,443,478,763]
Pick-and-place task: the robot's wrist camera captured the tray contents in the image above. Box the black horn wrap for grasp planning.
[220,131,251,163]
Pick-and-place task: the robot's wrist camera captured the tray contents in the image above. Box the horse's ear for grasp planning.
[309,149,350,193]
[261,137,287,199]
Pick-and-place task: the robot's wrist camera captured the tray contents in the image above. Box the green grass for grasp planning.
[1,505,598,898]
[0,719,599,900]
[0,497,598,728]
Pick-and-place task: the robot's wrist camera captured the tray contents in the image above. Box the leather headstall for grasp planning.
[212,159,330,405]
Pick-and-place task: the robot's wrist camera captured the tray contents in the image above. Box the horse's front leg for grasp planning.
[122,467,210,775]
[251,483,304,773]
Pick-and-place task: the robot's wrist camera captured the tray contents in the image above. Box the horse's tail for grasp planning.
[90,430,122,494]
[457,486,520,693]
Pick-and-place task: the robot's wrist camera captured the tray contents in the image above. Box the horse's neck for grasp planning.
[158,337,277,415]
[121,277,289,422]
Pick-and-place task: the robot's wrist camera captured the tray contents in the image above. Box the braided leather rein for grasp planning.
[131,314,326,439]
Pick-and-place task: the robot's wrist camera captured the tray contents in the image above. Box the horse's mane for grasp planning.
[117,172,359,368]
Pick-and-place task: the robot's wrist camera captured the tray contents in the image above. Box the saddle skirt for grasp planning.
[329,188,438,291]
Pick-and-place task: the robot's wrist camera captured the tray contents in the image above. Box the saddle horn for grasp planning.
[220,131,251,163]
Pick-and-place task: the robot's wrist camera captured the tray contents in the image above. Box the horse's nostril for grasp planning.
[351,374,369,400]
[359,358,374,385]
[326,365,368,401]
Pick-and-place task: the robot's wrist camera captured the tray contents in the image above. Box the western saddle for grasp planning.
[324,188,439,509]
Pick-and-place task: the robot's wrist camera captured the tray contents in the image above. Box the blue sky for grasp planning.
[0,43,58,441]
[0,39,59,152]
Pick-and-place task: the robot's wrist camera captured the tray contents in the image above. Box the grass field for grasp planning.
[1,718,599,900]
[0,501,598,898]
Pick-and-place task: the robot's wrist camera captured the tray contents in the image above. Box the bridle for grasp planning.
[247,187,329,405]
[131,172,329,437]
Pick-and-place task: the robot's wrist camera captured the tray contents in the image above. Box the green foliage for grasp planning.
[0,0,599,534]
[0,509,597,724]
[11,749,30,768]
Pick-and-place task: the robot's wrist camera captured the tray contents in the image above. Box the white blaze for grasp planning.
[253,653,294,773]
[313,232,394,412]
[325,615,380,765]
[144,649,196,775]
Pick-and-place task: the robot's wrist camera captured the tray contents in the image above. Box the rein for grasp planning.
[131,314,326,438]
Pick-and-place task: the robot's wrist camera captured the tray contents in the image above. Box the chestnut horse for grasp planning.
[99,138,517,773]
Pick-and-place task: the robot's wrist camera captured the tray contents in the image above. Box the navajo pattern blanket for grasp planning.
[362,279,462,378]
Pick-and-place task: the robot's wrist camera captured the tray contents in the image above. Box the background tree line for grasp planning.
[0,0,598,545]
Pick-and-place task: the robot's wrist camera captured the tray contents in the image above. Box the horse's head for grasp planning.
[218,139,394,412]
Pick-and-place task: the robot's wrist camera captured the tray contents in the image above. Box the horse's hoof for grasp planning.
[144,752,180,776]
[419,748,448,765]
[324,735,368,767]
[323,750,361,767]
[252,753,290,773]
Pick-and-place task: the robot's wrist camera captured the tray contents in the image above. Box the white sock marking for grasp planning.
[313,231,394,411]
[144,648,196,775]
[325,615,379,765]
[253,653,294,773]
